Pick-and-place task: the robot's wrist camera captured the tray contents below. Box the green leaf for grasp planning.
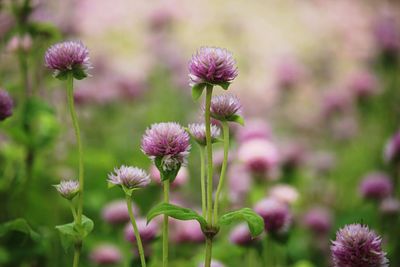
[227,114,245,126]
[72,67,88,80]
[55,215,94,252]
[147,203,207,229]
[218,82,230,90]
[192,84,206,100]
[219,208,264,237]
[154,157,181,182]
[54,70,69,81]
[0,218,40,241]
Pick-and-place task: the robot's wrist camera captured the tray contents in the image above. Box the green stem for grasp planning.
[163,180,170,267]
[68,201,77,221]
[199,145,207,218]
[66,73,84,226]
[72,247,80,267]
[126,195,147,267]
[213,121,229,224]
[205,85,214,224]
[204,237,213,267]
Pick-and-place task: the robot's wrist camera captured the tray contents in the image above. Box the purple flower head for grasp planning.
[54,180,80,200]
[303,207,332,235]
[189,46,238,87]
[171,219,204,244]
[331,224,388,267]
[359,172,392,201]
[45,40,91,79]
[210,94,242,121]
[374,13,400,54]
[229,223,259,247]
[101,199,138,225]
[254,198,291,234]
[0,89,13,121]
[384,130,400,164]
[124,218,159,243]
[108,165,150,190]
[188,123,220,146]
[89,244,122,265]
[141,122,190,171]
[348,71,379,101]
[237,119,271,144]
[268,184,299,205]
[198,260,225,267]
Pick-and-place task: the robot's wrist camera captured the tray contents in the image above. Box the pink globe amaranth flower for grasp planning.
[238,139,280,176]
[6,34,32,53]
[188,46,238,87]
[141,122,190,171]
[331,224,388,267]
[359,172,392,201]
[307,151,336,175]
[280,144,306,171]
[124,218,159,244]
[321,91,351,118]
[380,197,400,215]
[210,94,242,121]
[54,180,79,200]
[101,199,138,225]
[0,89,13,121]
[254,198,291,234]
[44,40,91,79]
[374,13,400,54]
[275,56,305,90]
[171,219,204,244]
[188,123,220,146]
[303,207,332,235]
[89,244,122,265]
[149,165,188,188]
[198,260,225,267]
[229,223,260,247]
[347,71,379,101]
[268,184,299,205]
[228,164,251,206]
[236,118,271,144]
[384,130,400,164]
[108,165,150,190]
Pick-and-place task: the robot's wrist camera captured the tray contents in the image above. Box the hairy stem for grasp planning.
[163,180,170,267]
[199,145,207,218]
[213,121,229,223]
[126,195,146,267]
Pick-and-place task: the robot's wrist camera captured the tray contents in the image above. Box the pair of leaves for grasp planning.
[55,68,87,81]
[0,218,40,241]
[192,82,231,101]
[147,204,263,237]
[55,215,94,252]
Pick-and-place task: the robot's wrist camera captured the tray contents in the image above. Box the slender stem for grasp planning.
[199,145,207,218]
[163,180,170,267]
[68,201,77,221]
[213,121,229,224]
[205,85,214,224]
[72,247,80,267]
[126,195,147,267]
[204,237,213,267]
[66,73,84,226]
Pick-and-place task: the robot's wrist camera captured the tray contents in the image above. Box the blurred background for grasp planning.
[1,0,400,266]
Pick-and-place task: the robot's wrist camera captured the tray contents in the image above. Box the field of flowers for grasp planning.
[1,1,400,267]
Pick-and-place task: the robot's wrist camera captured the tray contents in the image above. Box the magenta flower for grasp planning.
[54,180,80,200]
[188,123,220,146]
[303,207,332,235]
[229,223,259,247]
[254,198,291,234]
[141,122,190,172]
[108,165,150,190]
[331,224,388,267]
[89,244,122,265]
[0,89,13,121]
[189,47,238,88]
[124,218,159,243]
[348,71,379,101]
[171,219,205,244]
[45,40,91,80]
[210,94,242,122]
[236,119,271,144]
[359,172,392,201]
[101,200,138,225]
[384,130,400,164]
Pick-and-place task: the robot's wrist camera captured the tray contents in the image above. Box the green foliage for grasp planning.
[219,208,264,237]
[55,215,93,252]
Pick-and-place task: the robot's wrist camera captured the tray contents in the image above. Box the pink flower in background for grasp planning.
[275,56,305,90]
[6,34,32,53]
[303,207,332,235]
[236,118,271,144]
[229,223,260,246]
[0,89,13,121]
[374,12,400,54]
[149,165,188,188]
[254,198,292,234]
[347,70,379,101]
[101,200,138,225]
[321,90,352,118]
[171,219,204,244]
[124,218,159,243]
[268,184,299,205]
[380,198,400,216]
[108,165,150,189]
[228,164,252,206]
[89,244,122,265]
[359,172,392,201]
[384,130,400,164]
[210,94,242,121]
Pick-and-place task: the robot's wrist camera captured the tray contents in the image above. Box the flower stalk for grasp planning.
[163,180,170,267]
[199,145,207,218]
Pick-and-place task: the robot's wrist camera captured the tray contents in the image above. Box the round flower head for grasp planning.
[348,71,379,101]
[303,207,332,235]
[359,172,392,201]
[189,46,238,87]
[384,130,400,164]
[254,198,291,234]
[198,260,225,267]
[124,218,159,243]
[101,199,138,225]
[188,123,220,146]
[54,180,80,200]
[45,40,91,79]
[210,94,242,121]
[171,219,205,244]
[229,223,259,247]
[108,165,150,190]
[89,244,122,265]
[237,118,271,144]
[141,122,190,172]
[0,89,13,121]
[331,224,388,267]
[268,184,299,205]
